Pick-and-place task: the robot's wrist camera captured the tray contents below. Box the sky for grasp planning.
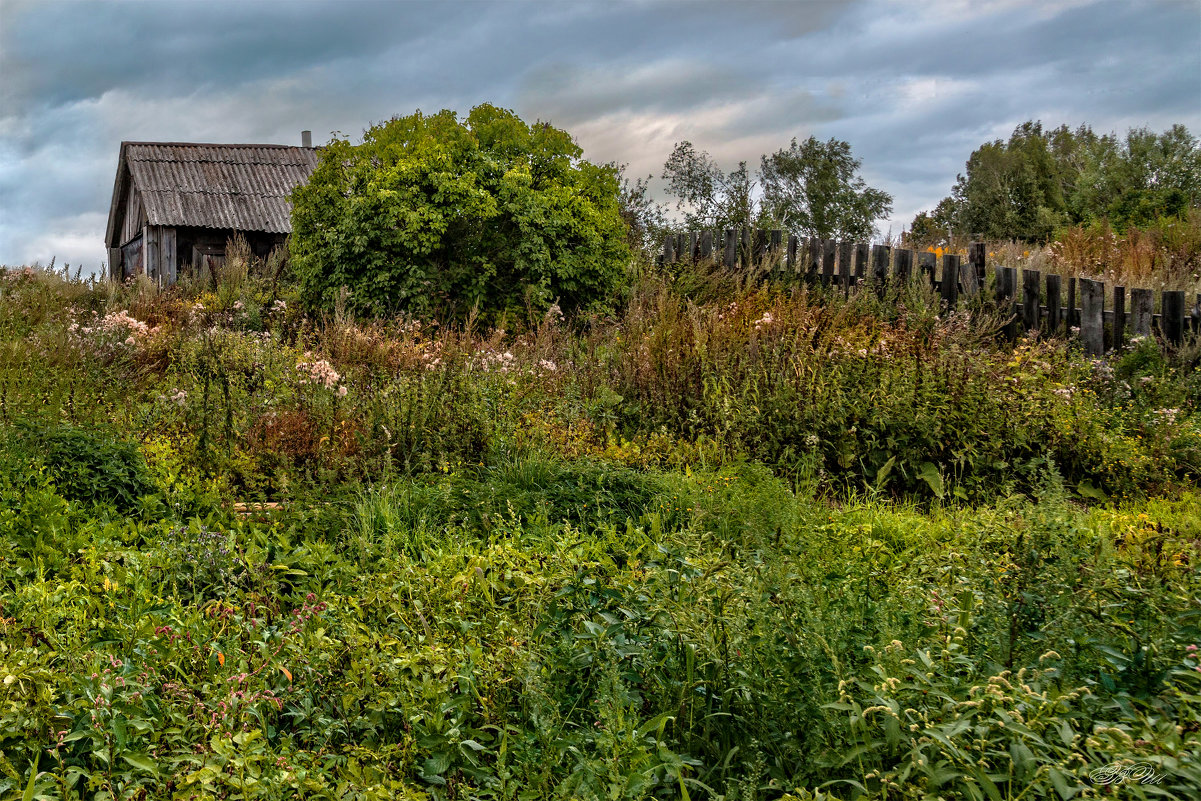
[1,0,1199,273]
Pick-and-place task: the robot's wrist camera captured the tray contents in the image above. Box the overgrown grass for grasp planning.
[1,257,1200,798]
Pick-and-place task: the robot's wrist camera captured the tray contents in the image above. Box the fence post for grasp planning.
[770,230,783,271]
[1022,269,1041,331]
[964,242,985,296]
[787,234,799,273]
[740,227,752,269]
[1001,268,1018,341]
[662,234,676,265]
[724,229,737,268]
[1112,285,1125,351]
[699,230,713,261]
[807,238,822,283]
[1163,290,1186,345]
[1066,277,1077,331]
[1045,274,1062,335]
[871,245,891,296]
[753,229,766,267]
[854,243,869,287]
[838,241,853,296]
[1130,288,1153,336]
[822,239,837,286]
[918,251,937,289]
[894,248,913,283]
[960,244,980,297]
[940,254,959,307]
[1080,279,1104,356]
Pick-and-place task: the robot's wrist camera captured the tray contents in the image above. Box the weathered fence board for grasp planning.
[1046,274,1062,335]
[965,242,984,296]
[895,248,913,283]
[1080,279,1105,356]
[871,245,890,293]
[1023,269,1040,331]
[1163,291,1185,345]
[822,239,837,286]
[1066,278,1077,331]
[919,251,937,288]
[854,243,869,282]
[1131,288,1154,336]
[838,241,853,295]
[941,254,959,307]
[1113,286,1125,351]
[656,232,1193,353]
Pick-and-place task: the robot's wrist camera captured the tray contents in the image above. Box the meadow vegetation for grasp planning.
[1,232,1200,800]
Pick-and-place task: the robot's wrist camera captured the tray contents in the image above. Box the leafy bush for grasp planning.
[290,105,630,320]
[4,424,154,511]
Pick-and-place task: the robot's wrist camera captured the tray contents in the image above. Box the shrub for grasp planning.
[290,105,631,320]
[5,424,154,511]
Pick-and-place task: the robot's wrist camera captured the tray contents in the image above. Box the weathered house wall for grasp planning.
[104,141,318,284]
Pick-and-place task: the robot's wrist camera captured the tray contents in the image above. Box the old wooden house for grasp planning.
[104,137,319,283]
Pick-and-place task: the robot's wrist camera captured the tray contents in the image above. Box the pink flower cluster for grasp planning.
[296,354,348,396]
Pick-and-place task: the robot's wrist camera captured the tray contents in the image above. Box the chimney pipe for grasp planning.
[301,130,312,148]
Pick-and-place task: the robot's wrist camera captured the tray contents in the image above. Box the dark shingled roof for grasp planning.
[106,142,319,245]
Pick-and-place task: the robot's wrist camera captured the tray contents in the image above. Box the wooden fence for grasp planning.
[660,230,1201,356]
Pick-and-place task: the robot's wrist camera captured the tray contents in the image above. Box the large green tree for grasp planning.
[759,136,893,241]
[289,105,630,319]
[913,122,1201,243]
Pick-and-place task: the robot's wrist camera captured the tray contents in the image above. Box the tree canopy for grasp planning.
[289,105,630,320]
[660,137,892,242]
[912,122,1201,244]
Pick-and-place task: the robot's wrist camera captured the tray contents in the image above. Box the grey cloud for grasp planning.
[1,0,1198,271]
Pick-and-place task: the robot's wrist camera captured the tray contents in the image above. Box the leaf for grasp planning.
[217,652,224,666]
[279,666,292,683]
[874,455,897,489]
[121,753,159,775]
[917,462,945,499]
[22,765,37,801]
[1076,480,1108,502]
[1048,767,1080,800]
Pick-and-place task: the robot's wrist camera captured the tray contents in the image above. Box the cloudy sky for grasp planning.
[1,0,1198,272]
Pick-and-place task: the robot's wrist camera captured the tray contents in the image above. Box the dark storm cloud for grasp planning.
[0,0,1198,270]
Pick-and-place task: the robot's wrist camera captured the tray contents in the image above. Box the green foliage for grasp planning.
[759,136,894,242]
[3,424,155,511]
[659,137,893,242]
[3,258,1201,797]
[660,142,760,233]
[289,105,631,320]
[921,121,1201,242]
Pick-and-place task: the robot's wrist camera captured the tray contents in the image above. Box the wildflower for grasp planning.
[337,385,348,398]
[232,301,244,311]
[295,358,341,389]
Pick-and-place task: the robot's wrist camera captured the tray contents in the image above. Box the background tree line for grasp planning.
[623,136,894,253]
[910,121,1201,245]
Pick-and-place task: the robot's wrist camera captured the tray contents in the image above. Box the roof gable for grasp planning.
[106,142,319,245]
